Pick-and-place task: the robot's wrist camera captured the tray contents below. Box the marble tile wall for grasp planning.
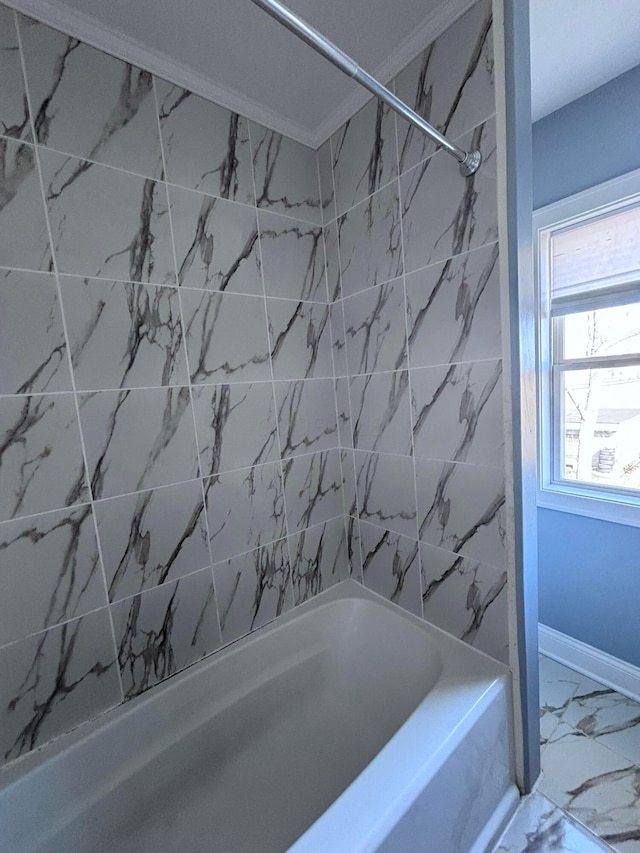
[0,4,349,767]
[324,0,509,663]
[0,0,507,767]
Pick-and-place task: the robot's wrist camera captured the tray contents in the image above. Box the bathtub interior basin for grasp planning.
[0,580,516,853]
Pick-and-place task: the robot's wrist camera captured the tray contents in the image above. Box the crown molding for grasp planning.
[313,0,478,145]
[4,0,318,146]
[5,0,479,150]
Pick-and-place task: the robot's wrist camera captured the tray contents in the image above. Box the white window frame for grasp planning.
[534,168,640,528]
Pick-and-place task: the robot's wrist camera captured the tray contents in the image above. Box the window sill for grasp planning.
[537,486,640,528]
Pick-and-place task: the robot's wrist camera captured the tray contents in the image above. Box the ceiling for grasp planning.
[6,0,475,146]
[529,0,640,122]
[6,0,640,145]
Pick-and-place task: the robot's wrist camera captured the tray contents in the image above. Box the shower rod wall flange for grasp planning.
[248,0,482,177]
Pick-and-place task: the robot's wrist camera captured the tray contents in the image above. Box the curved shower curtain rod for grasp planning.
[249,0,482,177]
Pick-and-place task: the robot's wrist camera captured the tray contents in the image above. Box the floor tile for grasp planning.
[539,721,640,852]
[562,678,640,767]
[539,655,583,717]
[494,791,613,852]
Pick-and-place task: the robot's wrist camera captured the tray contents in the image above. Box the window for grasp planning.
[535,171,640,526]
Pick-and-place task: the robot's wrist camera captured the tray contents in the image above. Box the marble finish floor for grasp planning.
[495,791,612,852]
[494,655,640,852]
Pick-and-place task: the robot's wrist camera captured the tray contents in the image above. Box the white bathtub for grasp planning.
[0,580,518,853]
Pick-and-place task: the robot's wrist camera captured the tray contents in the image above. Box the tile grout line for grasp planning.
[152,75,225,648]
[14,9,126,703]
[0,500,347,655]
[247,118,298,613]
[351,510,507,574]
[0,129,323,230]
[0,373,345,400]
[0,261,336,304]
[0,564,216,654]
[0,352,503,401]
[0,230,501,305]
[0,444,348,532]
[317,144,352,587]
[392,82,428,618]
[323,109,498,227]
[330,136,366,582]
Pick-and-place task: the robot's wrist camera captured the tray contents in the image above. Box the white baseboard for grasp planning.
[539,624,640,704]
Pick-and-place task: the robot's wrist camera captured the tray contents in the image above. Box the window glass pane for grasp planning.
[560,365,640,490]
[562,302,640,359]
[551,202,640,296]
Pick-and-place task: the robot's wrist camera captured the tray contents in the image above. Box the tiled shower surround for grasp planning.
[325,0,507,662]
[0,0,507,766]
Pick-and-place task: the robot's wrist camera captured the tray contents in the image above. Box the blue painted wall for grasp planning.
[533,64,640,209]
[538,509,640,667]
[534,65,640,668]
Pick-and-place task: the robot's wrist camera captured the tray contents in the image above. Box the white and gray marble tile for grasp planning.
[19,15,161,178]
[78,386,198,499]
[341,449,357,516]
[401,118,497,274]
[406,242,501,368]
[60,276,187,390]
[259,210,326,302]
[343,278,408,375]
[562,679,640,767]
[394,0,494,176]
[0,139,51,271]
[317,139,335,225]
[323,219,341,302]
[540,722,640,852]
[338,179,403,298]
[0,609,120,765]
[539,655,584,718]
[0,6,30,143]
[205,460,286,564]
[156,79,254,204]
[345,512,363,581]
[214,538,292,645]
[275,378,338,458]
[250,124,321,224]
[289,516,349,605]
[181,288,271,384]
[95,479,210,603]
[283,448,343,533]
[416,457,506,569]
[169,185,261,294]
[0,269,71,394]
[192,381,278,477]
[331,96,397,217]
[350,369,412,455]
[355,449,417,538]
[112,567,220,699]
[335,378,352,448]
[0,393,87,522]
[540,709,563,748]
[360,519,421,616]
[329,302,348,378]
[39,148,175,285]
[411,359,504,467]
[421,541,508,662]
[494,792,612,853]
[0,503,105,646]
[267,299,333,380]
